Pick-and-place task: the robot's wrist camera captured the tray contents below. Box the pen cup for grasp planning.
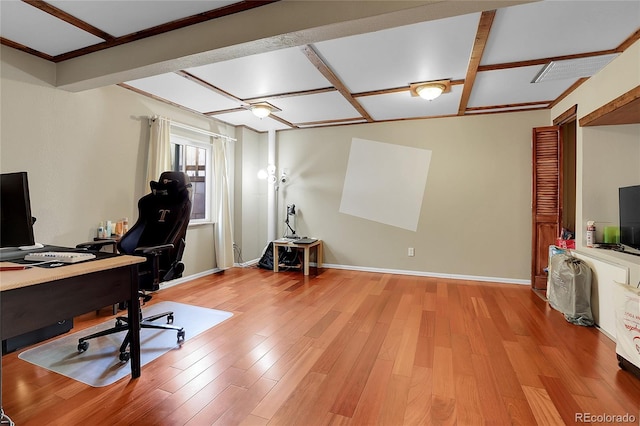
[603,226,619,244]
[115,221,123,237]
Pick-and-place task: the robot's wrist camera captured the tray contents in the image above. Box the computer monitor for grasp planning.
[1,171,36,248]
[619,184,640,251]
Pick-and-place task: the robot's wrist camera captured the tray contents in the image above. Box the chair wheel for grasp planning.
[116,319,124,327]
[177,330,185,343]
[119,351,131,362]
[167,314,174,324]
[78,341,89,353]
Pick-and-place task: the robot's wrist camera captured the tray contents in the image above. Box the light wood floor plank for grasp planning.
[330,321,389,417]
[522,385,565,425]
[453,374,484,426]
[502,395,539,425]
[539,375,585,425]
[470,353,515,424]
[267,371,326,426]
[350,358,394,425]
[251,345,323,420]
[378,374,411,426]
[477,316,527,400]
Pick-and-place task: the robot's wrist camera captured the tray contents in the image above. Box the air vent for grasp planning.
[532,54,619,83]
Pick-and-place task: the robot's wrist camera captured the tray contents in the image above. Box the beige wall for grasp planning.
[581,125,640,236]
[263,110,548,282]
[0,46,235,277]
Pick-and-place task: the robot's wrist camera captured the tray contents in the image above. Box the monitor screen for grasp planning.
[619,185,640,251]
[1,172,36,248]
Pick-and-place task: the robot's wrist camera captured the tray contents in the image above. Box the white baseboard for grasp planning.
[160,268,222,290]
[234,259,259,268]
[320,263,530,285]
[227,257,530,286]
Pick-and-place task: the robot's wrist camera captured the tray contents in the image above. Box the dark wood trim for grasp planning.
[354,86,410,97]
[48,1,280,62]
[579,85,640,127]
[23,0,115,41]
[548,78,588,110]
[176,70,245,104]
[0,37,55,61]
[296,117,367,127]
[458,10,496,115]
[268,114,298,129]
[117,83,206,117]
[464,106,549,116]
[552,105,577,126]
[205,107,247,116]
[616,27,640,52]
[115,0,279,41]
[466,101,551,111]
[477,49,619,72]
[300,44,373,122]
[372,113,460,123]
[244,87,336,103]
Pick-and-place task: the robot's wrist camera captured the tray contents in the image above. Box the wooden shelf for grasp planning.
[579,85,640,126]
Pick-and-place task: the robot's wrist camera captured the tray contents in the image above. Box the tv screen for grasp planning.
[619,185,640,251]
[0,172,36,248]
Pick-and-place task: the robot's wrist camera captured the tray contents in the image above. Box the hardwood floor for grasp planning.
[2,267,640,425]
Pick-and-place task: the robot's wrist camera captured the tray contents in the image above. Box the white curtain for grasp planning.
[213,138,234,269]
[147,116,234,269]
[146,116,172,187]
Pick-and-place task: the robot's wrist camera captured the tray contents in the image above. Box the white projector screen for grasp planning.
[339,138,432,231]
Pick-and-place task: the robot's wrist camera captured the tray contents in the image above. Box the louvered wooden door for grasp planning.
[531,126,562,290]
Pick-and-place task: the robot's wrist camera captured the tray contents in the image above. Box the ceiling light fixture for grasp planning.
[416,83,446,101]
[409,80,451,101]
[251,103,272,118]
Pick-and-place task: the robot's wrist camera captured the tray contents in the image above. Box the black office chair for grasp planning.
[77,171,192,362]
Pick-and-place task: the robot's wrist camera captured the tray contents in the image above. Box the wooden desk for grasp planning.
[0,255,145,379]
[273,239,323,276]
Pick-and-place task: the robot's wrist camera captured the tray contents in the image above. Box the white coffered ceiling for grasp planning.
[1,1,639,133]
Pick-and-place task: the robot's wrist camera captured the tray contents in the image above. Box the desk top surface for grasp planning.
[273,239,322,248]
[0,255,145,292]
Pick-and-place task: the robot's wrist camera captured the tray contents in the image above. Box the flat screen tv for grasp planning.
[619,185,640,251]
[0,171,36,248]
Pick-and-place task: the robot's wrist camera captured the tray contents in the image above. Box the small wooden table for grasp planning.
[273,239,323,276]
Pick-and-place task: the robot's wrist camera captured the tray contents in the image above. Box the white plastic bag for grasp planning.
[547,254,594,326]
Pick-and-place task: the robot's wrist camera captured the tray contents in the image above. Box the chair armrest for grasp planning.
[134,243,174,255]
[76,239,117,251]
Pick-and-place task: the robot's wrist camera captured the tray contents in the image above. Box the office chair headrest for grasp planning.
[150,171,192,196]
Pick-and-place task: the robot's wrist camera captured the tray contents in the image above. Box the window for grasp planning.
[171,134,212,223]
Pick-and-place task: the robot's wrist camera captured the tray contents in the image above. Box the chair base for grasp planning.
[78,310,185,362]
